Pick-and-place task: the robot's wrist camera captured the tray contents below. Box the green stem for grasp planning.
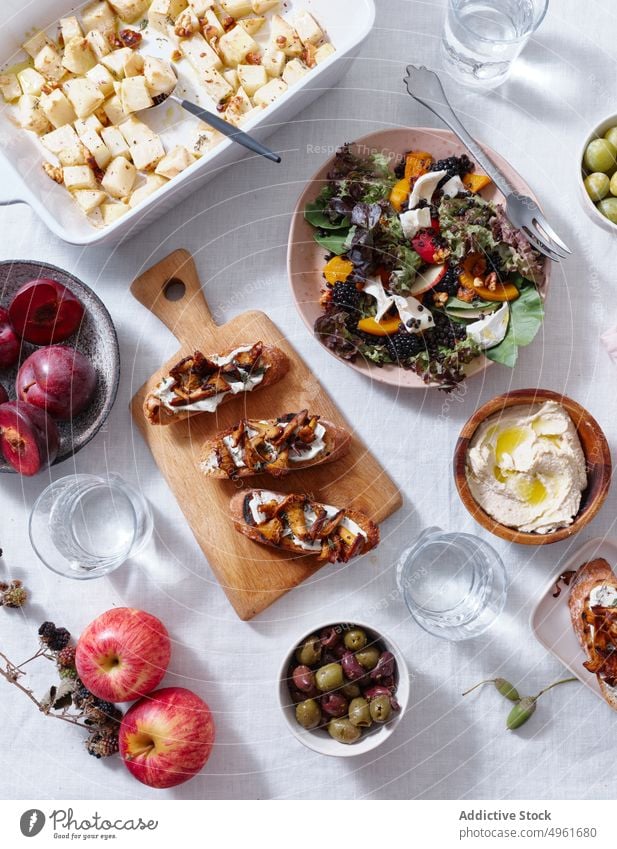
[462,679,495,696]
[535,677,578,700]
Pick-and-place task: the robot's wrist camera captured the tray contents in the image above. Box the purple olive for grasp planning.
[292,665,316,694]
[370,651,395,681]
[321,692,348,718]
[320,626,342,649]
[364,685,400,712]
[341,651,366,682]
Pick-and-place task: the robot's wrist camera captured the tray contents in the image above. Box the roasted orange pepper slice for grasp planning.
[404,151,433,181]
[462,172,492,193]
[323,256,354,285]
[473,282,520,302]
[357,316,402,336]
[389,177,411,212]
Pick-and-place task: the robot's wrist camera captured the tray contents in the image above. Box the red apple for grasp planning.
[9,278,84,345]
[120,687,215,789]
[16,345,96,420]
[0,306,19,368]
[75,608,171,703]
[0,400,59,475]
[408,263,447,297]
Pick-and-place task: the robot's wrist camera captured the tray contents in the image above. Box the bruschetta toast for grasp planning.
[568,558,617,710]
[199,411,351,478]
[230,490,379,563]
[144,342,289,426]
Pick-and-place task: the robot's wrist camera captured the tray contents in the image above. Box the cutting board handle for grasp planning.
[131,249,218,347]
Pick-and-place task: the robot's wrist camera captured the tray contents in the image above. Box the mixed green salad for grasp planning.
[305,144,545,390]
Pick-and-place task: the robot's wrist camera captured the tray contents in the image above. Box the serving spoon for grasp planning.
[149,84,281,164]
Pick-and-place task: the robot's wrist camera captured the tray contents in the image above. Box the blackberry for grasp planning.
[331,281,360,312]
[431,154,473,179]
[47,627,71,652]
[86,729,119,759]
[84,700,123,726]
[57,646,76,669]
[385,331,425,363]
[38,622,56,643]
[425,312,467,351]
[433,264,460,296]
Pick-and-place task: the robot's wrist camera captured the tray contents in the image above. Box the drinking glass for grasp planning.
[441,0,549,89]
[29,474,153,579]
[396,526,507,641]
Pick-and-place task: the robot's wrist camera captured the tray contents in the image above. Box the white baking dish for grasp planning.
[0,0,375,246]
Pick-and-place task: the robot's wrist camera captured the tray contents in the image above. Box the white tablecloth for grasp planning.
[1,0,616,801]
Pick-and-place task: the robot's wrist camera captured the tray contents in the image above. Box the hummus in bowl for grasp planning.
[465,402,587,535]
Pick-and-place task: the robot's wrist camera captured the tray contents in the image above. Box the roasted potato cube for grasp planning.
[119,75,153,113]
[237,64,267,96]
[62,38,97,75]
[202,8,224,39]
[180,33,222,73]
[218,26,259,67]
[143,57,177,97]
[102,156,137,198]
[77,114,104,134]
[220,0,252,15]
[282,58,309,86]
[223,85,252,123]
[315,42,336,64]
[73,189,107,212]
[86,63,116,96]
[103,94,128,124]
[40,89,76,128]
[101,48,134,78]
[252,0,279,13]
[130,136,166,170]
[293,11,323,46]
[270,14,302,57]
[63,78,105,118]
[189,0,214,13]
[123,51,145,77]
[107,0,149,22]
[129,174,168,208]
[42,125,87,165]
[148,0,188,34]
[101,125,131,158]
[63,165,98,191]
[17,68,46,97]
[262,47,286,77]
[101,201,129,224]
[239,16,266,36]
[85,29,112,60]
[0,74,21,103]
[252,77,287,107]
[17,95,51,134]
[22,31,52,59]
[34,44,65,82]
[60,17,83,44]
[82,2,117,36]
[222,68,239,89]
[76,126,112,169]
[155,145,194,179]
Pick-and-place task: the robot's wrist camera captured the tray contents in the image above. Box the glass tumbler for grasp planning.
[396,526,507,641]
[29,474,154,579]
[441,0,549,89]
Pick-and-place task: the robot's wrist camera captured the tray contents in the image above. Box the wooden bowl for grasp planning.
[453,389,612,546]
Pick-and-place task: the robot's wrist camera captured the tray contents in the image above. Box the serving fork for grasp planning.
[404,65,570,262]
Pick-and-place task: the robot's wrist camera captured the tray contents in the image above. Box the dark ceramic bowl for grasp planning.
[0,260,120,472]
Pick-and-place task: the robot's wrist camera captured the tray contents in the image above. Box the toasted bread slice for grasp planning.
[229,490,379,563]
[568,558,617,710]
[199,411,351,478]
[144,342,289,426]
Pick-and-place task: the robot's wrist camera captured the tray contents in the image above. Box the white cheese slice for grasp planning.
[466,303,510,350]
[363,278,434,333]
[408,169,448,209]
[441,174,466,198]
[399,206,432,239]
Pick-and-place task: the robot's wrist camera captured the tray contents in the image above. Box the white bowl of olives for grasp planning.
[279,621,410,757]
[580,113,617,232]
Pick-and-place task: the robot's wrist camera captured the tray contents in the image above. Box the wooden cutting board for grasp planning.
[130,250,402,620]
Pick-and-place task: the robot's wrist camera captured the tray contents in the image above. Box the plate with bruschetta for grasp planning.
[531,536,617,708]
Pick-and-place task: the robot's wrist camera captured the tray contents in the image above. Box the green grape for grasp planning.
[609,172,617,197]
[604,126,617,149]
[584,172,610,201]
[597,197,617,224]
[583,138,617,173]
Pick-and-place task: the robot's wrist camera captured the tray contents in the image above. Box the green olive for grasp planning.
[295,699,321,729]
[584,138,617,173]
[604,126,617,149]
[597,197,617,224]
[341,682,362,699]
[348,697,372,728]
[355,646,380,670]
[327,717,362,744]
[315,662,343,692]
[295,635,322,666]
[343,628,368,651]
[584,172,610,202]
[609,172,617,197]
[369,695,392,723]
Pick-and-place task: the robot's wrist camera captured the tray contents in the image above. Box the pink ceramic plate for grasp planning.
[287,128,550,389]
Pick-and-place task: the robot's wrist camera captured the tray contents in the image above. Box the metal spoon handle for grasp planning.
[171,94,281,163]
[403,65,514,197]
